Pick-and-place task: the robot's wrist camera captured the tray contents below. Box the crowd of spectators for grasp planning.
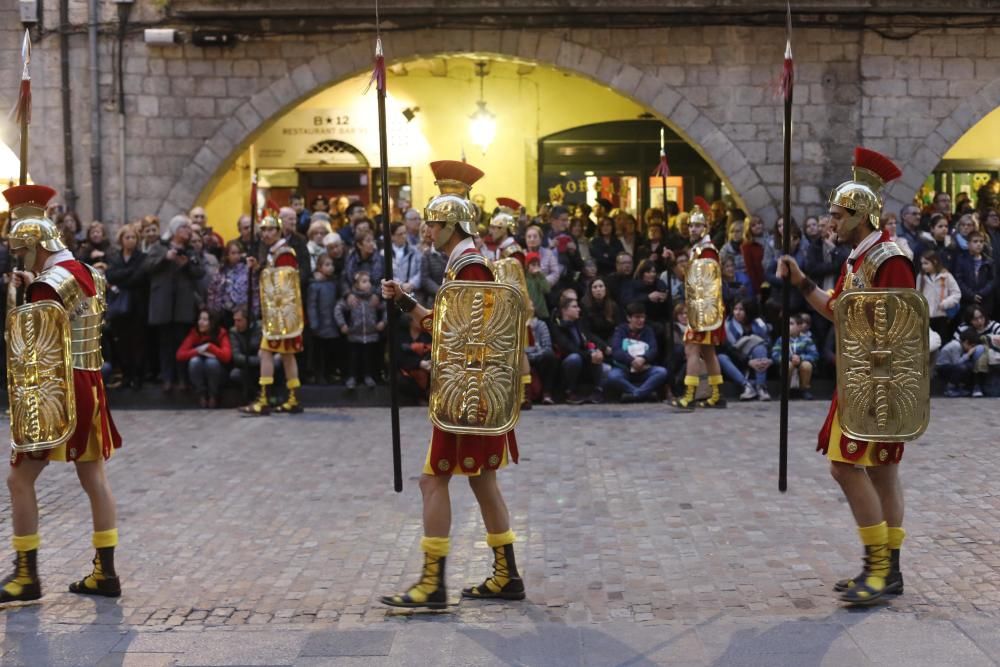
[1,180,997,409]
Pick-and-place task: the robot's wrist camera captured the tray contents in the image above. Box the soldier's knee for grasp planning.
[829,461,855,485]
[419,473,448,497]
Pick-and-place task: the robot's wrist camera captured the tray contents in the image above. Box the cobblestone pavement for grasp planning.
[1,399,999,665]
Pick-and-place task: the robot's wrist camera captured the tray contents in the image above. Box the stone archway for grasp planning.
[158,30,769,220]
[884,76,1000,213]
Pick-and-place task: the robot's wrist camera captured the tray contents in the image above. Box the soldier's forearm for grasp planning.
[803,286,833,322]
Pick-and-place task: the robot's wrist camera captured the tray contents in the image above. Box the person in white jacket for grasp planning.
[916,249,962,341]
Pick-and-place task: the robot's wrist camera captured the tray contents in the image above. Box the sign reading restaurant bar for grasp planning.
[254,105,424,169]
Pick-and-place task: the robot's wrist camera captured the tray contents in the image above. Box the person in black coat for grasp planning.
[105,224,148,389]
[145,215,205,391]
[549,295,608,404]
[590,217,624,276]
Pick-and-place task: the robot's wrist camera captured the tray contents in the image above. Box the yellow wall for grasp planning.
[202,58,649,240]
[944,105,1000,160]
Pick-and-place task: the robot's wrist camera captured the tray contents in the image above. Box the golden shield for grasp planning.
[430,281,525,435]
[492,257,533,379]
[835,289,930,442]
[685,258,724,332]
[260,265,304,340]
[5,301,77,453]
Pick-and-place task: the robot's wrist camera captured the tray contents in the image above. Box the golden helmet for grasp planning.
[828,147,902,233]
[688,196,711,226]
[425,160,484,250]
[258,215,280,231]
[491,197,522,235]
[4,185,65,260]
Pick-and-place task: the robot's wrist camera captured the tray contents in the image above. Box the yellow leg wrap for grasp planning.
[93,529,118,549]
[3,535,39,599]
[708,374,723,404]
[486,530,515,548]
[12,534,39,552]
[399,537,450,604]
[676,375,699,407]
[287,378,301,390]
[888,527,906,551]
[259,376,274,386]
[420,536,450,558]
[848,521,890,601]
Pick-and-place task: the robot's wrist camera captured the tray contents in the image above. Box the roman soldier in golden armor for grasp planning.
[242,215,305,416]
[670,200,726,410]
[779,147,929,605]
[1,184,123,604]
[379,160,528,609]
[486,198,526,266]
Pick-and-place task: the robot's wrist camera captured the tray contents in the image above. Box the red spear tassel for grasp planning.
[652,152,670,178]
[365,37,386,94]
[780,41,794,101]
[14,79,31,126]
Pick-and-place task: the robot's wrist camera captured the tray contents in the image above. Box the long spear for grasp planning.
[778,7,795,493]
[14,30,32,307]
[652,126,673,375]
[370,32,403,493]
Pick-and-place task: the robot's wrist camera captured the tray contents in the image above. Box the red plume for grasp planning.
[365,37,386,94]
[693,196,711,213]
[496,197,522,211]
[430,160,484,187]
[853,147,901,184]
[3,184,56,210]
[652,153,670,179]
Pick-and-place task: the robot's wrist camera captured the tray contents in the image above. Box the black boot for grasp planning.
[0,549,41,604]
[834,548,903,595]
[839,543,894,606]
[380,553,447,610]
[69,546,121,598]
[462,543,525,600]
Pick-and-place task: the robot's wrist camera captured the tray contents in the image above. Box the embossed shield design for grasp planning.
[5,301,76,453]
[835,289,930,442]
[260,265,304,340]
[430,281,525,435]
[685,258,724,332]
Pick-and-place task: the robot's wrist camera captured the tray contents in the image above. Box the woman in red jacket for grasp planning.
[740,214,767,296]
[176,309,233,408]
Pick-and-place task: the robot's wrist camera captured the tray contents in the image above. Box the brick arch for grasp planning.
[158,31,768,220]
[883,77,1000,213]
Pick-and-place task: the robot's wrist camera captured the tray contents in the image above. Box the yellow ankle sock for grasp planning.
[888,527,906,551]
[708,374,723,403]
[11,534,39,553]
[404,536,450,602]
[857,521,890,580]
[93,529,118,549]
[287,378,301,390]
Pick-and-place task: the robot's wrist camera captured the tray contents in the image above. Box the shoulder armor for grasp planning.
[447,252,493,281]
[691,242,717,259]
[500,241,525,260]
[268,245,297,266]
[34,265,87,314]
[855,241,905,289]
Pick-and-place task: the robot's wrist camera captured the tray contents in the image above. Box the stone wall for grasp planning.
[6,0,1000,224]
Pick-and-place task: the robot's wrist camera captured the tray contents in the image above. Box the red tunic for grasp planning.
[427,247,519,476]
[261,249,304,354]
[14,260,122,466]
[683,244,725,346]
[817,230,915,464]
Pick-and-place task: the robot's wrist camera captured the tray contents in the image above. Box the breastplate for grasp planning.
[35,265,106,371]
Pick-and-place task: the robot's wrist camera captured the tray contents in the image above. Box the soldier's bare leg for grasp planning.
[8,459,47,537]
[463,470,524,600]
[75,460,116,532]
[830,461,896,604]
[701,346,725,407]
[380,473,451,608]
[867,464,906,592]
[243,351,275,414]
[468,471,509,534]
[830,462,883,527]
[1,459,47,603]
[672,344,703,409]
[70,459,121,597]
[276,352,303,413]
[421,474,452,537]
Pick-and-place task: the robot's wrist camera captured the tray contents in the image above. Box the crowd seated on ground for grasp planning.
[5,188,997,410]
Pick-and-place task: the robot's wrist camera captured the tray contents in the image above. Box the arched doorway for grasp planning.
[197,54,750,238]
[921,106,1000,211]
